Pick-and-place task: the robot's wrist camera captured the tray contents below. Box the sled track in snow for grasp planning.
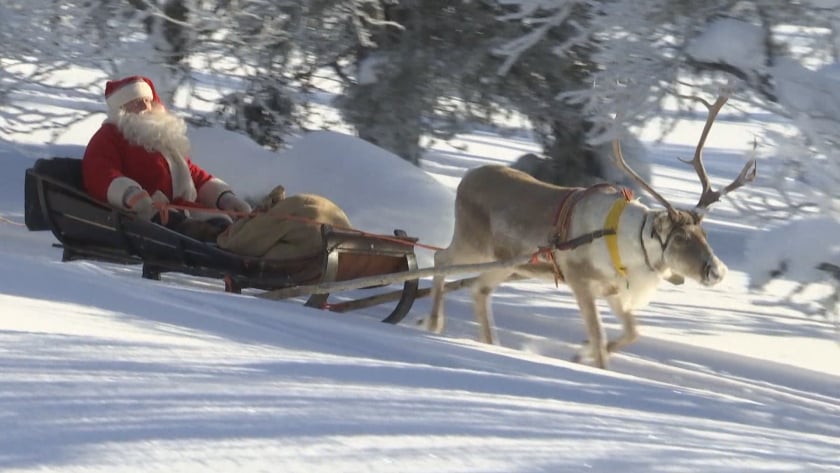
[613,349,840,413]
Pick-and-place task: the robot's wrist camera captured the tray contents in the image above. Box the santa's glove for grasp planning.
[123,187,157,221]
[217,191,252,215]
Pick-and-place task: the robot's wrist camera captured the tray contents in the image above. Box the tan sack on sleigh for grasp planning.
[217,185,351,261]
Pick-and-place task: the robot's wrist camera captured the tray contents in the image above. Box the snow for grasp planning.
[745,217,840,287]
[2,78,840,472]
[188,128,457,263]
[686,18,767,71]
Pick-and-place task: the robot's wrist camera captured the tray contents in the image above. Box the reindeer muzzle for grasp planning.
[702,258,727,286]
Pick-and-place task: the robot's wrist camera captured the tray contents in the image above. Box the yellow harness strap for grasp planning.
[604,196,630,277]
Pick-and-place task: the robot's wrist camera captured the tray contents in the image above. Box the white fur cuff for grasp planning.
[197,178,232,208]
[106,177,143,209]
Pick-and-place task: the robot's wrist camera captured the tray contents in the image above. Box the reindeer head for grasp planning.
[612,95,757,286]
[649,208,725,286]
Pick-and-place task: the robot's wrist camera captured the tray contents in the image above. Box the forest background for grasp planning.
[3,0,840,310]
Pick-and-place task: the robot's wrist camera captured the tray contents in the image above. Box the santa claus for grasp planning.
[82,75,251,223]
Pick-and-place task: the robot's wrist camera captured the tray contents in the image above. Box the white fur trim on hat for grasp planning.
[106,80,154,111]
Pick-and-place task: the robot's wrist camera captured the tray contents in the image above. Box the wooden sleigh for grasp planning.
[24,157,421,324]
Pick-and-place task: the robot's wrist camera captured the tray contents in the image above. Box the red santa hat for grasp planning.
[104,76,160,113]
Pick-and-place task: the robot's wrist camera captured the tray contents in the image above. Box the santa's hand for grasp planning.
[217,191,252,215]
[123,187,157,220]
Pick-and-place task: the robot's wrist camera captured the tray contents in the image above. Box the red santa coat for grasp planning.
[82,122,231,216]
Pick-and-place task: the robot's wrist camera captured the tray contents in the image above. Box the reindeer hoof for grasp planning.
[417,316,442,333]
[572,344,609,369]
[572,345,590,364]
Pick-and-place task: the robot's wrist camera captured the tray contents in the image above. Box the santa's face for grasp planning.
[112,102,191,158]
[123,97,153,114]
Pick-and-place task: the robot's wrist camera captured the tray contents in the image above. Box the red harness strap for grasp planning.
[552,183,617,244]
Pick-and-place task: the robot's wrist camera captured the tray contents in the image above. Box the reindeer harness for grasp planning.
[550,183,635,278]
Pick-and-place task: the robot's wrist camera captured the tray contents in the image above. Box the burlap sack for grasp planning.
[217,187,351,261]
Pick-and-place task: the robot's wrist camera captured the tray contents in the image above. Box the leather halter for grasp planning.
[639,212,677,274]
[639,214,659,273]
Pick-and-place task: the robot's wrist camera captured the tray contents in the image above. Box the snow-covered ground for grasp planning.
[1,87,839,472]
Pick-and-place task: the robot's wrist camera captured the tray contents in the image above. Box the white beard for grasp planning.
[111,106,197,201]
[114,106,191,159]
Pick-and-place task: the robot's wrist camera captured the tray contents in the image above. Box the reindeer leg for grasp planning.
[427,248,453,334]
[472,268,514,344]
[605,296,638,355]
[568,283,608,369]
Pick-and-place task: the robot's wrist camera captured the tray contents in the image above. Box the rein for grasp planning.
[157,200,612,278]
[0,216,24,227]
[153,202,449,252]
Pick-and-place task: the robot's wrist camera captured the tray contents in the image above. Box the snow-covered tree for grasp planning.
[478,0,652,188]
[334,0,647,185]
[334,0,511,165]
[0,0,200,140]
[0,0,146,139]
[495,0,840,314]
[0,0,378,148]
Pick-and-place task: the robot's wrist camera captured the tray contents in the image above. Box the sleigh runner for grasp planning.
[24,157,422,324]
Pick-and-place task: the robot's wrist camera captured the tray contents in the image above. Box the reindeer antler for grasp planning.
[680,95,757,210]
[612,140,678,216]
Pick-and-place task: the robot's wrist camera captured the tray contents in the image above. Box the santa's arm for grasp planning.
[82,128,143,209]
[189,158,236,209]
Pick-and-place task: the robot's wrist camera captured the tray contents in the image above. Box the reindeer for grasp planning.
[426,96,756,369]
